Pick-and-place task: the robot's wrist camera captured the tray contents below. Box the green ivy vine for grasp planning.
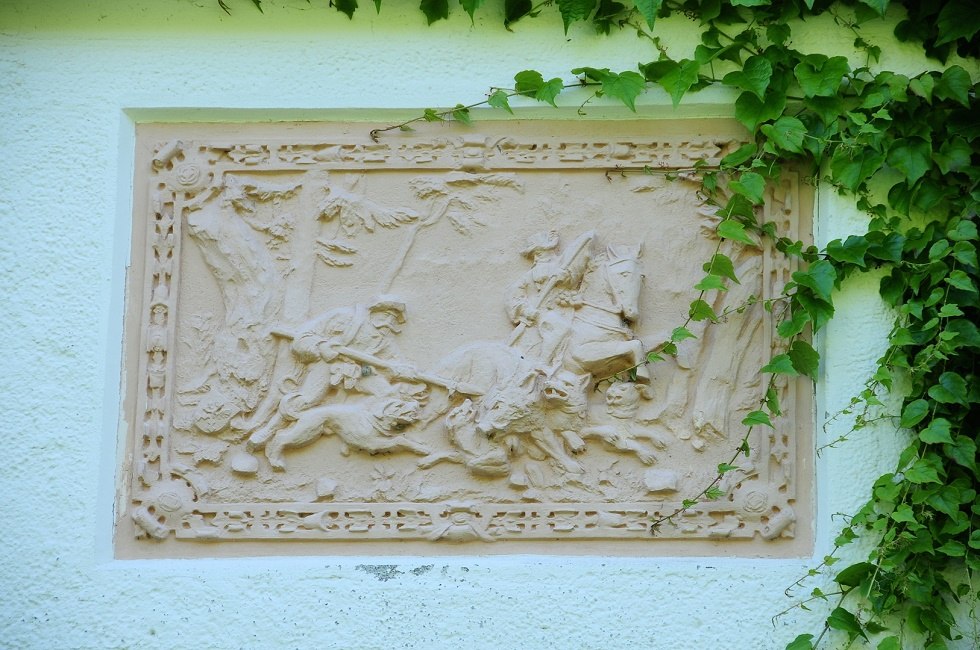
[227,1,978,647]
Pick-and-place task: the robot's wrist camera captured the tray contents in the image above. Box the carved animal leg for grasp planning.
[264,409,332,470]
[264,433,288,470]
[560,430,586,454]
[621,439,658,465]
[417,450,462,469]
[247,413,284,451]
[530,429,584,474]
[385,436,432,456]
[638,427,672,450]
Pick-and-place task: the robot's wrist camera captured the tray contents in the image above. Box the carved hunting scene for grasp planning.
[122,122,810,552]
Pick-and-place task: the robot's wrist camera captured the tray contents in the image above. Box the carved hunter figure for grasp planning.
[244,297,421,462]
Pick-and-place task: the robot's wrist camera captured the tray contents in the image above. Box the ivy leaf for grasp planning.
[899,399,929,428]
[946,269,976,292]
[804,95,845,127]
[761,354,798,376]
[785,634,814,650]
[504,0,532,25]
[515,69,546,96]
[919,418,954,444]
[451,104,472,124]
[935,0,980,47]
[717,220,758,246]
[487,90,513,114]
[909,74,935,102]
[827,606,867,641]
[766,386,781,416]
[905,459,941,484]
[834,561,873,587]
[556,0,597,33]
[420,0,449,24]
[735,89,786,132]
[794,55,850,97]
[514,70,564,106]
[573,67,646,110]
[766,22,791,45]
[334,0,358,19]
[826,235,870,267]
[865,231,904,263]
[730,0,771,5]
[935,65,972,107]
[797,292,834,331]
[928,372,969,405]
[891,504,916,524]
[720,142,757,168]
[703,253,739,283]
[830,148,885,192]
[792,259,836,302]
[694,274,727,291]
[422,108,445,122]
[460,0,486,22]
[670,326,697,342]
[536,78,565,106]
[948,219,978,242]
[634,0,663,29]
[729,172,766,205]
[761,116,806,154]
[937,540,966,557]
[857,0,889,16]
[722,55,772,100]
[934,137,972,174]
[948,435,977,472]
[947,319,980,348]
[658,59,700,108]
[602,70,647,111]
[742,410,774,428]
[887,137,932,184]
[777,308,810,338]
[789,340,819,380]
[688,299,718,322]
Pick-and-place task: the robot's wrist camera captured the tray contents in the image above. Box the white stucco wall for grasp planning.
[0,2,972,648]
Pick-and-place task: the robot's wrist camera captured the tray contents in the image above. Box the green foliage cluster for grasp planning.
[230,0,979,646]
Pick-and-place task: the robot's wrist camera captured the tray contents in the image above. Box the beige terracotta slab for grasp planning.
[116,120,813,558]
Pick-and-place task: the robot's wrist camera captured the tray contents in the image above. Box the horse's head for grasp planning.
[605,244,643,322]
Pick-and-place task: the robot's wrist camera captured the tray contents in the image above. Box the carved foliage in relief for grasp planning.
[126,128,807,548]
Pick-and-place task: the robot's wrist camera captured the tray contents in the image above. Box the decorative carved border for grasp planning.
[119,121,811,555]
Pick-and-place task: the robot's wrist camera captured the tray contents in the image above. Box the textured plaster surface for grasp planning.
[0,2,973,648]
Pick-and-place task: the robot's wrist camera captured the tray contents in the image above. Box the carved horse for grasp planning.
[562,244,645,380]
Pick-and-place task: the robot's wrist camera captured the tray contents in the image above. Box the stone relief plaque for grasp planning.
[116,120,812,557]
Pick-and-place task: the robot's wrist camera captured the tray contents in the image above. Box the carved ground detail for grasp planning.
[119,121,812,556]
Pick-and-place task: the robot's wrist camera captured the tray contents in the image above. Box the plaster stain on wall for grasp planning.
[355,564,404,582]
[410,564,434,576]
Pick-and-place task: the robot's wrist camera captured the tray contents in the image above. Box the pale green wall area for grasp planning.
[0,2,976,648]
